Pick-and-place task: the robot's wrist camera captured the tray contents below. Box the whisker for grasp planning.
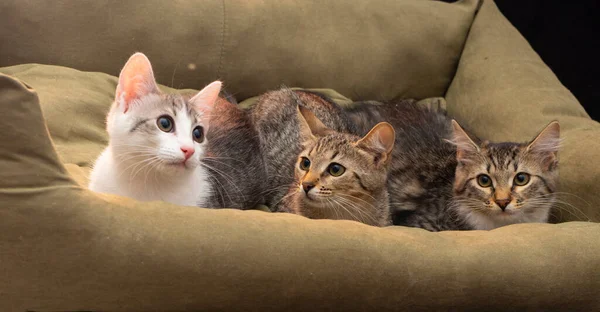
[199,162,246,202]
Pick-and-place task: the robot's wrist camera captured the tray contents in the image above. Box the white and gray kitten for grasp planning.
[89,53,218,206]
[89,53,268,209]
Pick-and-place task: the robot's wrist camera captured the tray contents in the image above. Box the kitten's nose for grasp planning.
[302,182,315,194]
[180,146,194,160]
[495,199,511,210]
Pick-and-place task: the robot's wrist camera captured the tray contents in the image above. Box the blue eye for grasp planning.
[299,157,311,170]
[193,126,204,143]
[157,116,173,132]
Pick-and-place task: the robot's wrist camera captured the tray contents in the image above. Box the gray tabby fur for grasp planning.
[347,101,558,231]
[203,98,268,209]
[251,88,358,212]
[346,101,462,230]
[252,88,557,231]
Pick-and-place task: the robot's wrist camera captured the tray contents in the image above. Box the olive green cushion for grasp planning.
[1,0,600,311]
[0,0,478,101]
[1,74,599,311]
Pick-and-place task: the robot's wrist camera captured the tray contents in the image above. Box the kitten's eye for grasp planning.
[299,157,311,171]
[328,163,346,177]
[477,174,492,187]
[192,126,204,143]
[157,116,174,132]
[514,172,530,186]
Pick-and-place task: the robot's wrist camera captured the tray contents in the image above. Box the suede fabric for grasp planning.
[1,0,599,310]
[1,74,599,311]
[0,0,478,100]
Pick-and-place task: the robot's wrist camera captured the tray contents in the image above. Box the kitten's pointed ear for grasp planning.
[451,120,479,162]
[527,121,560,167]
[527,121,560,153]
[115,52,160,113]
[190,81,222,117]
[297,105,330,139]
[356,122,395,164]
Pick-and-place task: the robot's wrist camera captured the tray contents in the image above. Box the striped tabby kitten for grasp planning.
[451,120,560,230]
[284,106,394,226]
[251,88,358,211]
[346,101,559,230]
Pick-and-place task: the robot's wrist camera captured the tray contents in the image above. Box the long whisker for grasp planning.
[203,169,232,206]
[324,198,339,220]
[201,156,246,165]
[332,196,370,224]
[130,156,161,182]
[336,193,376,210]
[117,156,159,180]
[201,157,242,171]
[272,189,297,211]
[199,162,246,202]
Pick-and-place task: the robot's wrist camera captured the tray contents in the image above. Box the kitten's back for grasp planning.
[203,98,268,209]
[347,101,461,230]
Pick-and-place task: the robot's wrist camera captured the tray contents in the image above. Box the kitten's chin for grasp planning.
[301,190,327,203]
[157,160,198,175]
[494,208,519,217]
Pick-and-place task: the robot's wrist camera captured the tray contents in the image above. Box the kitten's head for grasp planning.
[292,106,394,225]
[106,52,221,175]
[452,120,560,229]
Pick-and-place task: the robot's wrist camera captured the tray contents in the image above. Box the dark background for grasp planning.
[446,0,599,121]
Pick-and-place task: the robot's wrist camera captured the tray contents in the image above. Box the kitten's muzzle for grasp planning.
[302,182,315,194]
[495,198,511,210]
[181,146,194,160]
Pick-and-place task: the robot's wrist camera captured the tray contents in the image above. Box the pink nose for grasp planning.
[180,146,194,160]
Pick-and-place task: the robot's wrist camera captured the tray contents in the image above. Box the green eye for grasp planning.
[299,157,311,171]
[477,174,492,187]
[328,163,346,177]
[157,116,174,132]
[192,126,204,143]
[514,172,530,186]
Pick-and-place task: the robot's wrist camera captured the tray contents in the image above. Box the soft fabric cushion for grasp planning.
[1,0,600,310]
[1,73,600,311]
[0,0,478,100]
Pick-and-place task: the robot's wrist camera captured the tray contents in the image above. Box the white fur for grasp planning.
[88,53,220,207]
[89,94,212,207]
[457,202,551,230]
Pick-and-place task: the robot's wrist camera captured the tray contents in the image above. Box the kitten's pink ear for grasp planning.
[451,120,480,163]
[297,105,330,140]
[115,52,160,113]
[356,122,395,164]
[190,81,222,118]
[527,121,560,167]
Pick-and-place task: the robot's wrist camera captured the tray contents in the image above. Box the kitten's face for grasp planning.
[106,53,221,176]
[295,134,387,205]
[452,121,560,229]
[292,106,394,225]
[108,93,209,174]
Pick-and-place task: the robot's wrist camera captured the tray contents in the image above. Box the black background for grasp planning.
[445,0,599,121]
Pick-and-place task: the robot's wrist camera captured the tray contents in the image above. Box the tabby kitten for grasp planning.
[89,52,266,209]
[346,101,560,231]
[284,106,394,226]
[451,120,560,230]
[251,88,358,211]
